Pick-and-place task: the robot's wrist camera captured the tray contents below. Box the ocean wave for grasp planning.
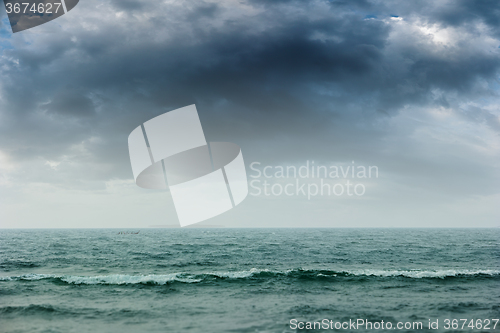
[335,269,500,279]
[0,304,58,315]
[1,268,498,285]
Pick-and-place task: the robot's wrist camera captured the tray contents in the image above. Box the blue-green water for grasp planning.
[0,229,499,332]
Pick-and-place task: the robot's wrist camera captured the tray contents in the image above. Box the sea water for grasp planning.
[0,229,498,332]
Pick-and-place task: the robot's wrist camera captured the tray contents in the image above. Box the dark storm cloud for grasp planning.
[424,0,500,37]
[0,0,499,194]
[110,0,144,11]
[44,89,96,117]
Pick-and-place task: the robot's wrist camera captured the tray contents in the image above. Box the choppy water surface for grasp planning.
[0,229,498,332]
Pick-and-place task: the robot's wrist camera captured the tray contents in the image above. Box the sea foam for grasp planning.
[1,268,499,285]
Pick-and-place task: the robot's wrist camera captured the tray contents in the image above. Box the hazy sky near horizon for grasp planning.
[0,0,499,228]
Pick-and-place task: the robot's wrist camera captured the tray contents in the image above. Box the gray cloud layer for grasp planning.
[0,0,499,226]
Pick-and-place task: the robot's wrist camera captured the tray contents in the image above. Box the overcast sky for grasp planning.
[0,0,499,228]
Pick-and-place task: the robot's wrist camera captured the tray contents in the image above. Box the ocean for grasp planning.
[0,229,498,332]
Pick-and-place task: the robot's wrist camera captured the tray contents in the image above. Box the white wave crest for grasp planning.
[344,269,500,278]
[61,273,202,285]
[208,267,267,278]
[1,268,498,285]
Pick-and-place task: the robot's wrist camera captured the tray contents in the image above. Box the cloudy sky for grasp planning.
[0,0,499,228]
